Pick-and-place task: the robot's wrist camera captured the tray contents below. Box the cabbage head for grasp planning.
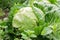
[12,7,38,31]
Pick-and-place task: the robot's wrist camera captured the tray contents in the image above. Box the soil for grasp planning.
[0,8,9,19]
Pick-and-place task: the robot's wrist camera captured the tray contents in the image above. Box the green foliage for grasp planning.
[0,0,60,40]
[0,8,5,16]
[0,0,26,9]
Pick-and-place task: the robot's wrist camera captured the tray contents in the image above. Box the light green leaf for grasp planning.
[41,27,52,35]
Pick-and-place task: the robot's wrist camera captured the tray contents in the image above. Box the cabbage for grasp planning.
[12,7,37,30]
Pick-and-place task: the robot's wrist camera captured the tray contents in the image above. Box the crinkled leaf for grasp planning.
[41,27,52,35]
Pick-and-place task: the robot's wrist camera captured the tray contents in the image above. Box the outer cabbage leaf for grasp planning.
[41,27,52,35]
